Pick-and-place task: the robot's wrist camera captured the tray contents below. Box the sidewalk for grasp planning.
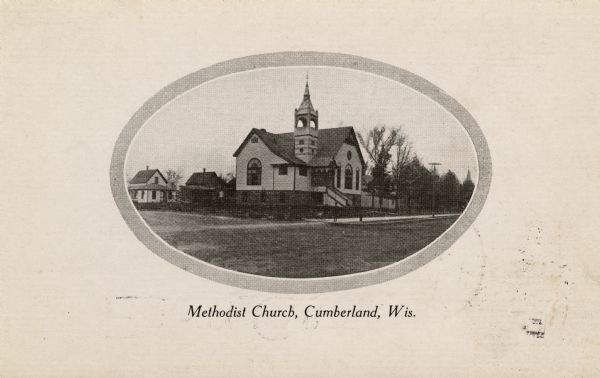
[308,213,461,225]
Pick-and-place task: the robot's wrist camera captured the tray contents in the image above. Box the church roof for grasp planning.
[129,169,167,184]
[233,127,365,167]
[296,82,317,116]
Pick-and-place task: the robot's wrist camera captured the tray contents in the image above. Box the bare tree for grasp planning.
[165,169,183,188]
[358,125,399,206]
[391,128,412,211]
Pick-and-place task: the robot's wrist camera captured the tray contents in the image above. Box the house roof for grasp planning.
[129,169,167,184]
[233,126,365,167]
[185,171,220,187]
[183,185,216,191]
[128,183,175,191]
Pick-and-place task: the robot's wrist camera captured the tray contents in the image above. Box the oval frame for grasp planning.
[110,51,492,293]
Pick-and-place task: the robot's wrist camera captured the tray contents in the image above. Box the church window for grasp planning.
[347,151,352,160]
[310,140,315,146]
[299,148,304,153]
[345,165,353,190]
[299,139,305,145]
[251,136,258,143]
[278,166,288,175]
[336,167,341,188]
[356,168,360,190]
[299,166,307,176]
[247,158,262,186]
[310,120,316,128]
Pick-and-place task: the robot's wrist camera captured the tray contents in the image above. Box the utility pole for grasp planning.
[429,162,441,217]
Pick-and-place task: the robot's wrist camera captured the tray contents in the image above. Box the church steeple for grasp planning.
[295,75,318,127]
[294,75,319,162]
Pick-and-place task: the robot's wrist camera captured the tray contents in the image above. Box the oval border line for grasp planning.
[110,51,492,293]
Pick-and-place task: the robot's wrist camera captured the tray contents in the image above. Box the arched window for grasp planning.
[344,164,353,189]
[355,168,360,190]
[247,158,262,186]
[310,120,317,128]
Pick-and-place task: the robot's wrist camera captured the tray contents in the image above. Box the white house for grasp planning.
[128,167,177,203]
[233,80,365,206]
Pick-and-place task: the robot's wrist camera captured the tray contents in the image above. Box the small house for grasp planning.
[128,167,178,203]
[181,169,222,203]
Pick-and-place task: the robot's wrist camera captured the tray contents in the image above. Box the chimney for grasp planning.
[203,168,206,173]
[146,165,149,171]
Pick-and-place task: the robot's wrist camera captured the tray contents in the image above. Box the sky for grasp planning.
[126,67,478,184]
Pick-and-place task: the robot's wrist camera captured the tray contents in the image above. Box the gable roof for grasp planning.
[233,128,306,165]
[233,127,365,167]
[185,171,220,188]
[129,169,167,184]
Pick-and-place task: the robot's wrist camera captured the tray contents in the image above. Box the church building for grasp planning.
[233,79,365,206]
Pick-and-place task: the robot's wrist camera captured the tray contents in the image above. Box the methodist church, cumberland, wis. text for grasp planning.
[188,304,415,319]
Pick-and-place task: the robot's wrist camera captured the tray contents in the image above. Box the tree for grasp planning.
[404,156,434,212]
[165,169,183,188]
[390,128,412,211]
[439,170,461,212]
[460,170,475,208]
[358,125,399,205]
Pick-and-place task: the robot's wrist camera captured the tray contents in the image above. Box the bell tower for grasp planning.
[294,75,319,162]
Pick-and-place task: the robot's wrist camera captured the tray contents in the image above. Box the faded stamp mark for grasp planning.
[523,318,545,339]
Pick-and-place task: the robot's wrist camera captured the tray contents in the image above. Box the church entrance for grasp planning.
[311,167,334,187]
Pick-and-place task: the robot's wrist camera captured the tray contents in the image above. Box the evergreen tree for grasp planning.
[460,170,475,208]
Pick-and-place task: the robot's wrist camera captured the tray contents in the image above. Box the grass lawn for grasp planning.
[140,210,459,278]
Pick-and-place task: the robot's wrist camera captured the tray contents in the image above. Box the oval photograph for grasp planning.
[120,60,482,281]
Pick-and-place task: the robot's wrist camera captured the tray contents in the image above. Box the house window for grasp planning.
[336,167,341,188]
[168,191,173,200]
[152,191,156,200]
[260,191,266,202]
[278,165,288,175]
[299,166,307,176]
[345,165,353,189]
[154,177,158,184]
[251,136,258,143]
[140,191,145,199]
[247,158,262,186]
[356,168,360,190]
[279,192,286,203]
[241,192,248,202]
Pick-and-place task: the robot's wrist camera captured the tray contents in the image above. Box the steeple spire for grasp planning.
[304,73,310,98]
[294,76,319,161]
